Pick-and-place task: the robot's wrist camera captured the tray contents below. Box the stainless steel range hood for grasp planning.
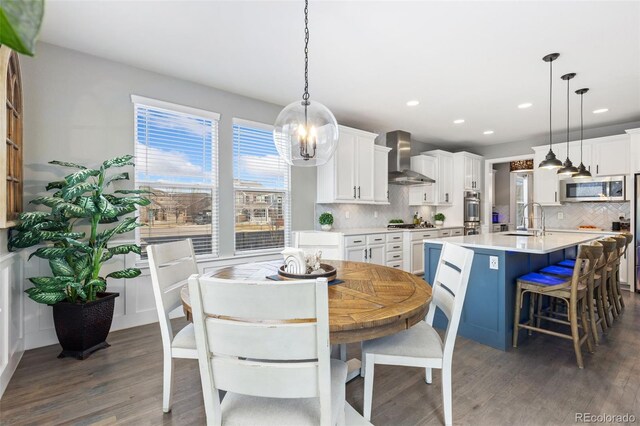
[386,131,435,185]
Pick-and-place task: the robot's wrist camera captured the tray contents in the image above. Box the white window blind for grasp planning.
[133,97,219,257]
[233,118,290,253]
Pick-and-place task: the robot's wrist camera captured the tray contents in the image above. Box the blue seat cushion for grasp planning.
[539,265,573,277]
[517,272,568,286]
[557,259,576,268]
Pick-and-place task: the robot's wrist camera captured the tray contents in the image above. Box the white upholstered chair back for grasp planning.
[425,242,474,361]
[188,275,332,425]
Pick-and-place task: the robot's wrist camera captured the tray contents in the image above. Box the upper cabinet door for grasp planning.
[334,130,357,201]
[374,146,390,203]
[592,137,630,176]
[439,154,454,204]
[355,136,375,201]
[533,148,561,206]
[463,156,474,190]
[472,158,482,188]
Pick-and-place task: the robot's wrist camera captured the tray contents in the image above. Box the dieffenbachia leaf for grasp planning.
[105,172,129,186]
[29,276,75,286]
[97,217,141,245]
[49,258,75,277]
[31,196,66,209]
[64,169,100,186]
[97,195,118,218]
[49,160,87,170]
[37,231,85,241]
[106,268,141,279]
[113,189,153,195]
[0,0,44,56]
[112,196,151,207]
[45,180,67,191]
[102,155,135,169]
[29,247,76,260]
[109,244,141,256]
[25,288,67,305]
[9,231,42,249]
[62,182,96,200]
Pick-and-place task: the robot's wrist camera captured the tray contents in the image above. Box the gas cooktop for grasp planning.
[387,223,435,229]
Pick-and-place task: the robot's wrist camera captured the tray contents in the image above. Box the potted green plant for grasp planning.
[8,155,150,359]
[319,212,334,231]
[434,213,445,226]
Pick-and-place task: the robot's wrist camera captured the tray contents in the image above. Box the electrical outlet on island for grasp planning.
[345,211,350,219]
[374,211,378,218]
[557,212,564,220]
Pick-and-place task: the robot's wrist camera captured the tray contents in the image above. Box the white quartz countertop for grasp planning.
[318,225,464,236]
[546,228,626,236]
[424,231,600,254]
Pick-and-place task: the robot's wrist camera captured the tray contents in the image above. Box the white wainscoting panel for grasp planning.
[0,248,24,399]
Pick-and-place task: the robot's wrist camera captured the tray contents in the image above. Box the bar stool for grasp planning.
[610,235,628,315]
[539,241,607,345]
[513,244,601,368]
[598,238,618,327]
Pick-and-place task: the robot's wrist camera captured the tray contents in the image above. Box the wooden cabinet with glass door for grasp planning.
[0,47,23,228]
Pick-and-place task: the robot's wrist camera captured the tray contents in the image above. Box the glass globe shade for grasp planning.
[273,100,339,167]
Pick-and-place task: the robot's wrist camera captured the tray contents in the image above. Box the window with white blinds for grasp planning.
[233,118,290,253]
[132,96,219,257]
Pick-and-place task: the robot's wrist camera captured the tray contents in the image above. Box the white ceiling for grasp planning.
[39,1,640,147]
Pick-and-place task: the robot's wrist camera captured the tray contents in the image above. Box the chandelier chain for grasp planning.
[303,0,310,103]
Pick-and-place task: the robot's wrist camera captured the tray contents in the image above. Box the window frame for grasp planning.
[131,95,220,259]
[232,117,291,255]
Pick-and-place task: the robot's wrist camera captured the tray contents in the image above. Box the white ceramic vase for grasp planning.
[435,220,444,226]
[321,224,332,231]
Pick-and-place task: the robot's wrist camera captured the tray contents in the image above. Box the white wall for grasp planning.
[20,43,318,257]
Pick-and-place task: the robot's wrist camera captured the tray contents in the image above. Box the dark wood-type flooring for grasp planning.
[2,292,639,425]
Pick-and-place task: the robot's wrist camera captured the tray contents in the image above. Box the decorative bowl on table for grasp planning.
[277,263,337,282]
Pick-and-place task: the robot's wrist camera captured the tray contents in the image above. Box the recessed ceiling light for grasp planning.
[483,130,494,135]
[453,119,465,124]
[593,108,608,114]
[406,100,420,107]
[518,102,533,109]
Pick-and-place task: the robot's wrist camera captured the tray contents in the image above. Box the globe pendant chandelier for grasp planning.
[273,0,339,167]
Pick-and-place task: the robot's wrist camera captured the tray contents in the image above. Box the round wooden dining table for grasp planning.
[180,259,432,345]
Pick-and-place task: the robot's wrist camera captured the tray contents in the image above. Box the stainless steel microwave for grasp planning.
[559,176,625,202]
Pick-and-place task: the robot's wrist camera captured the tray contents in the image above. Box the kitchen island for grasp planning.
[423,232,600,350]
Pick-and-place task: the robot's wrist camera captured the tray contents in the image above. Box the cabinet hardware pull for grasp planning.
[369,248,372,258]
[364,248,368,260]
[555,191,557,202]
[393,255,400,258]
[445,193,449,203]
[354,240,362,243]
[358,186,361,198]
[597,165,599,174]
[424,193,426,201]
[353,186,356,198]
[387,190,389,199]
[375,238,382,241]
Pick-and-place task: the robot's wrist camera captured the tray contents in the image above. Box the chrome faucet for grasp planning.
[518,202,546,237]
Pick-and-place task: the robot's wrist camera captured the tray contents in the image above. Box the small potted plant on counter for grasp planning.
[319,212,334,231]
[434,213,446,226]
[8,155,150,359]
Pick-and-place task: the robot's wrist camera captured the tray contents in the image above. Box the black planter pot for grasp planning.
[52,292,119,360]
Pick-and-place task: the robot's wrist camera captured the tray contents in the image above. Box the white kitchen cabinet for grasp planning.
[408,184,434,205]
[374,145,392,203]
[316,125,382,204]
[422,150,454,206]
[367,244,385,264]
[403,229,439,275]
[345,246,365,262]
[592,136,630,177]
[533,146,561,206]
[458,152,483,191]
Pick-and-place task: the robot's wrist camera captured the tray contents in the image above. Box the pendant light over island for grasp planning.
[557,72,579,176]
[538,53,563,170]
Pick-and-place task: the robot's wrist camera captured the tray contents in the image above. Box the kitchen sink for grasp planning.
[504,232,536,237]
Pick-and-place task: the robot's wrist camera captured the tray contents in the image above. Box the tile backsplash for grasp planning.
[315,186,433,230]
[543,202,630,231]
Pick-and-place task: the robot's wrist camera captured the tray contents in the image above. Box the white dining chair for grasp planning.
[361,242,474,426]
[188,274,355,426]
[147,239,199,413]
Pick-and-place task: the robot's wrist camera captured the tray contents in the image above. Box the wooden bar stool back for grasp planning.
[513,244,599,368]
[610,234,628,314]
[598,238,617,326]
